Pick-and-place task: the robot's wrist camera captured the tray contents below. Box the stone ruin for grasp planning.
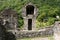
[1,8,18,30]
[0,2,54,39]
[54,21,60,40]
[0,2,60,40]
[0,17,16,40]
[22,2,38,30]
[0,8,18,40]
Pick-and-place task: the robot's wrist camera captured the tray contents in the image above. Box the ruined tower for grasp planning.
[1,8,18,30]
[22,2,38,30]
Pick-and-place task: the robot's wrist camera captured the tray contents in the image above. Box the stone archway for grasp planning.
[22,2,38,30]
[26,5,34,16]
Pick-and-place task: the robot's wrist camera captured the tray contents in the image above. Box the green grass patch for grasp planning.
[17,36,54,40]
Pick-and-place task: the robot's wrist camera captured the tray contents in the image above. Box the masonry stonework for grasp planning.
[22,2,38,30]
[1,8,18,30]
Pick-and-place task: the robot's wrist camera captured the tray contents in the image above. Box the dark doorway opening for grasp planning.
[26,5,34,16]
[28,19,32,30]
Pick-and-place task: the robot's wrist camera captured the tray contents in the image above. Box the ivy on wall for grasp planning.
[0,0,60,28]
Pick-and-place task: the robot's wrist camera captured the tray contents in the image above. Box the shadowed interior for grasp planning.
[28,19,32,30]
[26,5,34,16]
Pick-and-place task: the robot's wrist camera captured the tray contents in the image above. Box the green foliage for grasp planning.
[0,0,60,28]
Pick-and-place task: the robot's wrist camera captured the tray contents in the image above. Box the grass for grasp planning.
[17,36,54,40]
[17,38,31,40]
[48,36,54,40]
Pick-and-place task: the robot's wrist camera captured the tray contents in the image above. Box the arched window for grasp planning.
[26,5,34,16]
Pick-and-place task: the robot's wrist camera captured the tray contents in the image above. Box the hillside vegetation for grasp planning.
[0,0,60,28]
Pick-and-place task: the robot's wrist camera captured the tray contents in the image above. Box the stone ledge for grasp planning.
[16,27,53,38]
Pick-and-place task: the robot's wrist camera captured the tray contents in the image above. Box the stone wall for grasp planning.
[1,8,18,30]
[16,26,53,38]
[53,21,60,40]
[22,2,38,30]
[0,18,16,40]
